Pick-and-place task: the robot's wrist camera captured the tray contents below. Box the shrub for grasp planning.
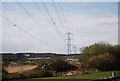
[8,73,24,80]
[48,59,77,72]
[2,68,53,80]
[86,53,117,71]
[2,69,9,80]
[80,42,112,61]
[20,69,53,78]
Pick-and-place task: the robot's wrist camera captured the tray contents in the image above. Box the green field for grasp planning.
[3,70,120,81]
[35,70,120,80]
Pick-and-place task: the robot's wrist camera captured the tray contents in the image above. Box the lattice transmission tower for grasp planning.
[65,32,73,54]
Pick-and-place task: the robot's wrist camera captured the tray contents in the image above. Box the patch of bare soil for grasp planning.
[4,65,37,73]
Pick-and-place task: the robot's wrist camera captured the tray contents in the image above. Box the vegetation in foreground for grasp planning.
[35,70,120,79]
[2,42,120,81]
[3,70,120,81]
[2,59,77,80]
[80,42,120,72]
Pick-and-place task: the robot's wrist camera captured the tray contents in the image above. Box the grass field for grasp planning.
[3,70,120,81]
[35,70,120,79]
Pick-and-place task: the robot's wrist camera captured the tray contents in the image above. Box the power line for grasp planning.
[16,1,63,43]
[16,2,42,27]
[57,2,70,32]
[2,16,54,49]
[41,1,66,54]
[58,2,76,54]
[52,0,68,33]
[41,1,64,39]
[33,2,64,42]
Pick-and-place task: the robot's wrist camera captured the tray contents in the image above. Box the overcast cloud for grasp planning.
[1,2,118,54]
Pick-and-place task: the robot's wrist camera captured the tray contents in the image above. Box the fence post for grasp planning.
[112,72,116,81]
[112,72,115,77]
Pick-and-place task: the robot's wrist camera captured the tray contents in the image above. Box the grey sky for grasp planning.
[1,1,118,54]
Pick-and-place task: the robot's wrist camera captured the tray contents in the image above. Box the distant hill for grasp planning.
[1,53,80,61]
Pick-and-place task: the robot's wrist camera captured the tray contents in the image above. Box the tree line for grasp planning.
[80,42,120,71]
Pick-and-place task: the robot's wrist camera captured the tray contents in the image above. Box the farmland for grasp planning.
[3,70,120,81]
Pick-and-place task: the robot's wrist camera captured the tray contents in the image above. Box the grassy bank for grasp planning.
[36,70,120,79]
[3,70,120,81]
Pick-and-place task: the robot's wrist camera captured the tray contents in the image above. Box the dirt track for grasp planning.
[4,65,37,73]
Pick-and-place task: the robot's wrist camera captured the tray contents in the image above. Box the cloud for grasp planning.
[65,13,118,50]
[2,2,118,53]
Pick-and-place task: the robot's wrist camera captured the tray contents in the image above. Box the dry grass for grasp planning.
[4,65,37,73]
